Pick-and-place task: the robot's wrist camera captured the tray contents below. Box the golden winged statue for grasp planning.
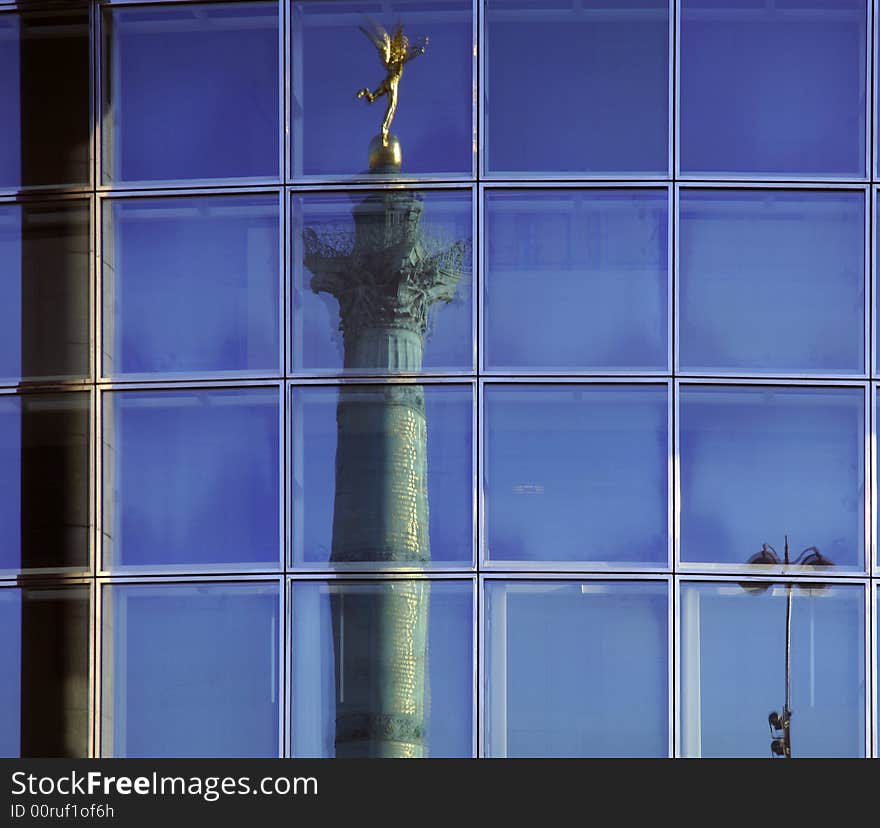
[356,20,428,148]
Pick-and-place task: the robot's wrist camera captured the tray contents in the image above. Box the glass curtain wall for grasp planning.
[0,0,876,759]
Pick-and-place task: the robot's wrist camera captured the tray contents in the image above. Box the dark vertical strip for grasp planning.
[17,8,91,758]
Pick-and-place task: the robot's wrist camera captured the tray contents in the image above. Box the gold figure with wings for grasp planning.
[356,21,428,147]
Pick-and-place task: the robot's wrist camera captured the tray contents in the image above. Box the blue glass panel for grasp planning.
[103,582,280,758]
[679,190,864,375]
[484,189,668,371]
[484,385,667,566]
[0,202,90,384]
[291,579,473,757]
[0,393,90,575]
[291,384,472,568]
[291,1,472,177]
[104,388,280,570]
[679,385,864,570]
[292,189,473,374]
[681,581,865,757]
[680,0,866,176]
[486,580,668,757]
[0,586,89,758]
[486,0,668,174]
[104,3,279,183]
[103,195,279,377]
[0,9,89,189]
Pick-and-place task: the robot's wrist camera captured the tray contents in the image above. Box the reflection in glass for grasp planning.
[103,388,279,571]
[291,1,472,177]
[680,0,866,176]
[0,8,89,188]
[0,201,90,384]
[103,3,279,183]
[486,0,668,174]
[484,385,667,566]
[0,585,90,758]
[102,195,279,377]
[291,384,472,568]
[102,582,280,757]
[485,580,668,757]
[0,393,90,574]
[293,189,473,374]
[484,189,668,371]
[679,190,864,375]
[681,581,865,758]
[679,385,864,570]
[291,580,473,757]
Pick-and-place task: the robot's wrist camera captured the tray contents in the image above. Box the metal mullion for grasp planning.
[287,375,475,389]
[873,188,878,381]
[480,173,672,185]
[98,184,282,201]
[477,0,485,180]
[874,382,878,578]
[286,180,474,195]
[872,582,877,756]
[97,377,283,393]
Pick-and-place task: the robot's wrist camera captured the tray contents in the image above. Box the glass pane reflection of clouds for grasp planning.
[103,387,280,571]
[485,580,668,757]
[103,2,279,184]
[680,581,865,758]
[102,582,280,758]
[102,194,280,378]
[486,0,669,175]
[484,384,668,566]
[679,385,864,571]
[680,0,866,177]
[484,189,668,372]
[679,189,865,375]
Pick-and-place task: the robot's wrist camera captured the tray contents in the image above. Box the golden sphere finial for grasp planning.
[368,133,402,172]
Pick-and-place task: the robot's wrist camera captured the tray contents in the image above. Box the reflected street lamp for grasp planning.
[744,536,833,759]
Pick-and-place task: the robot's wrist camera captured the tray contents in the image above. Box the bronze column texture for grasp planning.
[305,186,464,757]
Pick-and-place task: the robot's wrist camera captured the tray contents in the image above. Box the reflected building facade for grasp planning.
[0,0,878,759]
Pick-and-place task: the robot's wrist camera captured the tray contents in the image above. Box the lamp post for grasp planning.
[744,536,833,759]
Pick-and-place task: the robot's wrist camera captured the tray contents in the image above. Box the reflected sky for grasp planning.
[486,580,668,758]
[103,195,279,377]
[679,190,864,374]
[681,0,866,176]
[103,582,280,758]
[485,189,668,371]
[105,388,280,571]
[484,385,667,566]
[679,385,864,570]
[104,3,279,183]
[681,581,865,758]
[487,0,669,174]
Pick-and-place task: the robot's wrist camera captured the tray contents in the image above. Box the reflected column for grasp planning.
[305,182,465,757]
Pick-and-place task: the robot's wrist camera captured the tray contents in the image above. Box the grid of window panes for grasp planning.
[0,0,877,759]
